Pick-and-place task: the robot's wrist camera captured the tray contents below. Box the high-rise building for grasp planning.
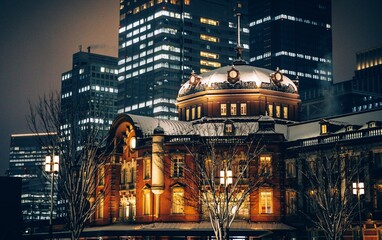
[248,0,332,90]
[8,133,55,222]
[117,0,249,119]
[61,49,118,143]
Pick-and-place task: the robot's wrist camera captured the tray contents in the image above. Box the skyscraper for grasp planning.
[8,133,55,222]
[61,49,118,143]
[117,0,249,119]
[248,0,332,90]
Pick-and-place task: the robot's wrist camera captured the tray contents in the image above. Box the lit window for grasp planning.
[143,189,151,215]
[186,109,190,121]
[133,6,140,14]
[231,104,237,116]
[197,106,201,118]
[268,104,273,117]
[275,105,281,118]
[200,17,219,26]
[184,0,190,5]
[221,104,227,116]
[144,157,151,179]
[200,51,219,59]
[200,60,221,68]
[172,187,184,214]
[286,191,296,214]
[225,123,233,133]
[240,103,247,115]
[283,106,288,119]
[200,68,209,73]
[200,34,219,43]
[191,107,195,120]
[260,191,273,214]
[321,124,327,134]
[259,155,272,175]
[172,156,184,178]
[97,195,104,219]
[98,166,105,185]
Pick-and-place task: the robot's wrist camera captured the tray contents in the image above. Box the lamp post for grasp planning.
[352,181,364,240]
[45,154,59,240]
[220,169,232,240]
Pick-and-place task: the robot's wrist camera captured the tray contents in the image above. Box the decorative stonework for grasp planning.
[227,66,240,84]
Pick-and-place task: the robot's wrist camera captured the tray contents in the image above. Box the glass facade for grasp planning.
[118,0,249,119]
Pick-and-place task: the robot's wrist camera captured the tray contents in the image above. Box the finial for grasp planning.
[233,1,246,65]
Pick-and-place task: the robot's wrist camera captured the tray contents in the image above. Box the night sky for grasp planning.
[0,0,381,175]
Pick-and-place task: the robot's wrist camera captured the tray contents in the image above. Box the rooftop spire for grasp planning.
[233,1,246,65]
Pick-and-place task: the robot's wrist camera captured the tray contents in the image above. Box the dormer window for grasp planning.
[346,126,353,132]
[369,122,377,128]
[321,124,328,135]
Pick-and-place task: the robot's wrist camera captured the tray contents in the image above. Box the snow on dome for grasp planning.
[178,65,298,98]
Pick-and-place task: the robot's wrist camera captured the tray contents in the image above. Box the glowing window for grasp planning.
[172,187,184,214]
[143,189,151,215]
[259,155,272,175]
[97,195,104,218]
[200,60,221,68]
[275,105,281,118]
[200,68,209,73]
[231,104,237,116]
[200,34,219,43]
[221,104,227,116]
[200,51,219,59]
[283,106,288,119]
[184,0,190,5]
[191,107,195,120]
[200,17,219,26]
[268,104,273,117]
[98,166,105,185]
[260,191,273,214]
[197,106,201,118]
[240,103,247,115]
[321,124,327,134]
[172,156,184,178]
[144,158,151,179]
[186,109,190,121]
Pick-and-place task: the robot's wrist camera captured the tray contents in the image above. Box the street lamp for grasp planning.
[45,154,59,240]
[352,181,364,240]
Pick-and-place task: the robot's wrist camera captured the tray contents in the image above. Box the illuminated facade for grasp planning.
[61,50,118,142]
[8,133,56,222]
[117,0,249,119]
[248,0,333,90]
[85,63,382,240]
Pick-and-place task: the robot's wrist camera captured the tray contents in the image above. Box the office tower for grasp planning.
[8,133,55,222]
[117,0,249,119]
[248,0,332,90]
[61,49,118,143]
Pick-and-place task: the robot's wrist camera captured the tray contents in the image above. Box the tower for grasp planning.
[117,0,249,119]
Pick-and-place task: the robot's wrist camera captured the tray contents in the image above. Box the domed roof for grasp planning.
[178,65,298,98]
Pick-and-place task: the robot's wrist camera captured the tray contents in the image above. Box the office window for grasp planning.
[275,106,281,118]
[231,104,237,116]
[200,34,219,43]
[172,187,184,214]
[221,104,227,116]
[286,191,297,214]
[144,157,151,179]
[200,60,221,68]
[200,17,219,26]
[240,103,247,115]
[283,106,288,119]
[172,156,184,178]
[200,51,219,59]
[260,191,273,214]
[259,155,272,175]
[268,104,273,117]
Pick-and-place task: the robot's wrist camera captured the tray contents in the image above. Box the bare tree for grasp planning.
[27,91,110,240]
[181,123,267,240]
[297,147,364,240]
